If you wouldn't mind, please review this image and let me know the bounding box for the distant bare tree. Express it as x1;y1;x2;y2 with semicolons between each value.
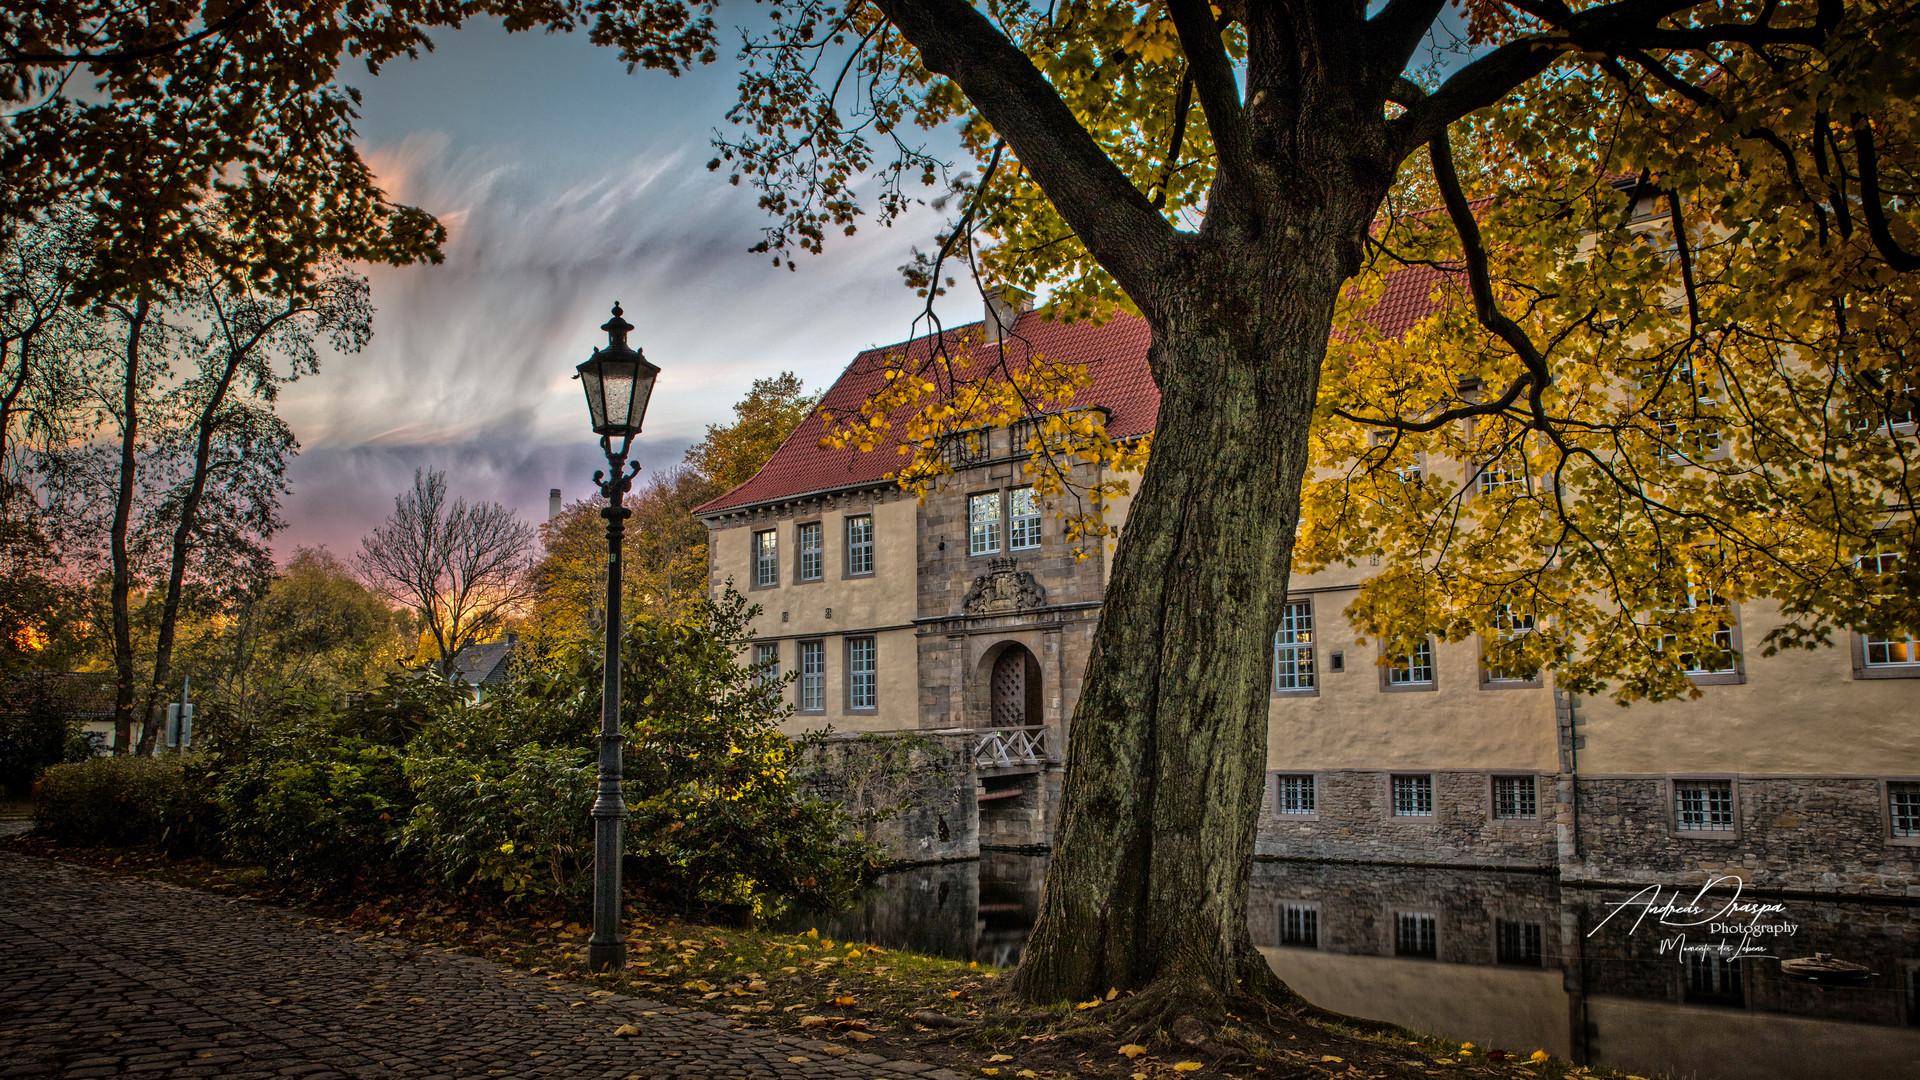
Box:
356;469;536;678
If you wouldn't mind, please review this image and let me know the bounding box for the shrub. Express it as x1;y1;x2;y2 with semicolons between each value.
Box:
0;673;101;797
610;589;884;913
34;756;185;846
402;743;596;904
214;737;412;887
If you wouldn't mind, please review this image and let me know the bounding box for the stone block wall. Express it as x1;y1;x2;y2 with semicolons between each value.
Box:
799;731;977;864
1565;776;1920;897
1255;769;1557;868
978;765;1062;849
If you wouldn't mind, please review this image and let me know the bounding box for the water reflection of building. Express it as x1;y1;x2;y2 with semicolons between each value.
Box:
1251;860;1920;1080
699;285;1920;893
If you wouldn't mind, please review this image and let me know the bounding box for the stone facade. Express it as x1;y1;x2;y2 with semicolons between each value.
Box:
1257;769;1557;868
701;309;1920;899
1563;775;1920;897
799;731;978;864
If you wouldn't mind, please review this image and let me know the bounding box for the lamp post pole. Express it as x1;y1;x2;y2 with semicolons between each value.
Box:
575;303;659;975
588;443;636;973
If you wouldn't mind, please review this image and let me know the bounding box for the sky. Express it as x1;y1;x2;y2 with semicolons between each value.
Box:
277;19;974;557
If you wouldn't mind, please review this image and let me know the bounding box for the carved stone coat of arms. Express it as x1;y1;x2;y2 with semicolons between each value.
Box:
961;557;1046;615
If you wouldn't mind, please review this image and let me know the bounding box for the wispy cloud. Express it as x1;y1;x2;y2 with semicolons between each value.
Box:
277;131;968;559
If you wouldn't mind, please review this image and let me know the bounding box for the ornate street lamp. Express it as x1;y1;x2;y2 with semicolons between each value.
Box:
576;302;660;973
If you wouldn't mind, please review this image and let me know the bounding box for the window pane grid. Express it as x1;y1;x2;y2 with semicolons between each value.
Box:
1389;640;1434;685
797;522;822;581
1279;904;1318;948
1676;780;1735;832
1890;783;1920;838
799;641;824;712
1394;912;1437;958
753;643;778;689
1496;919;1543;966
753;530;778;588
1009;487;1041;549
1273;601;1315;689
1493;775;1537;819
1392;775;1433;817
968;493;1001;555
849;637;876;710
847;515;874;575
1487;606;1537;682
1275;775;1315;815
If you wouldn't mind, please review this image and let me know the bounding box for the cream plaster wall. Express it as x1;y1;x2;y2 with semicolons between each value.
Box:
709;491;920;738
1265;585;1561;773
1574;600;1920;775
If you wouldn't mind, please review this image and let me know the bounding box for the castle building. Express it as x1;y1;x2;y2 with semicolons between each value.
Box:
697;295;1920;897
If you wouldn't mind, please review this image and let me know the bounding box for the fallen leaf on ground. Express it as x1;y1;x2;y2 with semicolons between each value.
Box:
1017;1071;1038;1078
846;1031;875;1042
798;1015;830;1028
987;1055;1013;1062
1172;1063;1203;1072
1105;988;1118;1000
821;1047;850;1057
788;1057;810;1064
1319;1057;1342;1064
1074;999;1102;1010
1119;1045;1147;1059
612;1025;639;1037
833;995;856;1006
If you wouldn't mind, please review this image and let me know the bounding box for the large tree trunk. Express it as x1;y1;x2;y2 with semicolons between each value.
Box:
109;298;150;756
1014;203;1377;1017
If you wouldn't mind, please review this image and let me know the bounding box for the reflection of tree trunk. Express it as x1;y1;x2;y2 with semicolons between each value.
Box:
1013;207;1373;1019
109;298;151;755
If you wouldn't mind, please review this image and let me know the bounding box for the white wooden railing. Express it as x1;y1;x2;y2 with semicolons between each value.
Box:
974;726;1049;768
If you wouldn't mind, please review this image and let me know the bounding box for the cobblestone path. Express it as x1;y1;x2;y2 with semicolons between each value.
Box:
0;854;969;1080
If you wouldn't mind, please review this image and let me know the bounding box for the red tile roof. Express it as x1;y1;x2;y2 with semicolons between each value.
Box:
697;268;1451;516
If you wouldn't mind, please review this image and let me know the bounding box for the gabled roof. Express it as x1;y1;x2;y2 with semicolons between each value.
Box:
450;640;514;686
695;309;1157;517
697;268;1452;517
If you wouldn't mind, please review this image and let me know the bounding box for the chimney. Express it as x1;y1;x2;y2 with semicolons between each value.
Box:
985;287;1032;344
549;488;562;521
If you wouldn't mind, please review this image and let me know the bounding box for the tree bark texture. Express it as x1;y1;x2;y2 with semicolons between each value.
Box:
1012;212;1375;1009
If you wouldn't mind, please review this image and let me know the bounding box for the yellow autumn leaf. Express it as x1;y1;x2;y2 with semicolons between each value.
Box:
804;928;818;938
1104;988;1119;1000
1530;1050;1551;1064
832;995;856;1007
1074;999;1101;1010
1320;1057;1342;1064
1172;1063;1202;1072
612;1024;638;1037
987;1055;1013;1063
1118;1045;1147;1059
981;1070;1000;1076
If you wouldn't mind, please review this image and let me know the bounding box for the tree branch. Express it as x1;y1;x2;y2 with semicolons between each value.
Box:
1164;0;1246;177
1151;69;1193;210
3;1;264;67
1430;127;1551;387
1366;0;1451;96
872;0;1177;303
1853;118;1920;273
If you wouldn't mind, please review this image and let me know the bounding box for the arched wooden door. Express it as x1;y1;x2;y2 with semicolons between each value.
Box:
989;644;1043;728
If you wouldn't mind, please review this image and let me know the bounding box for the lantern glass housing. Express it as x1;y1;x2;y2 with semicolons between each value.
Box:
577;303;660;438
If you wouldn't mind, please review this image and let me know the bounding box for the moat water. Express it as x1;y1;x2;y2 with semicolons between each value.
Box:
786;853;1920;1080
